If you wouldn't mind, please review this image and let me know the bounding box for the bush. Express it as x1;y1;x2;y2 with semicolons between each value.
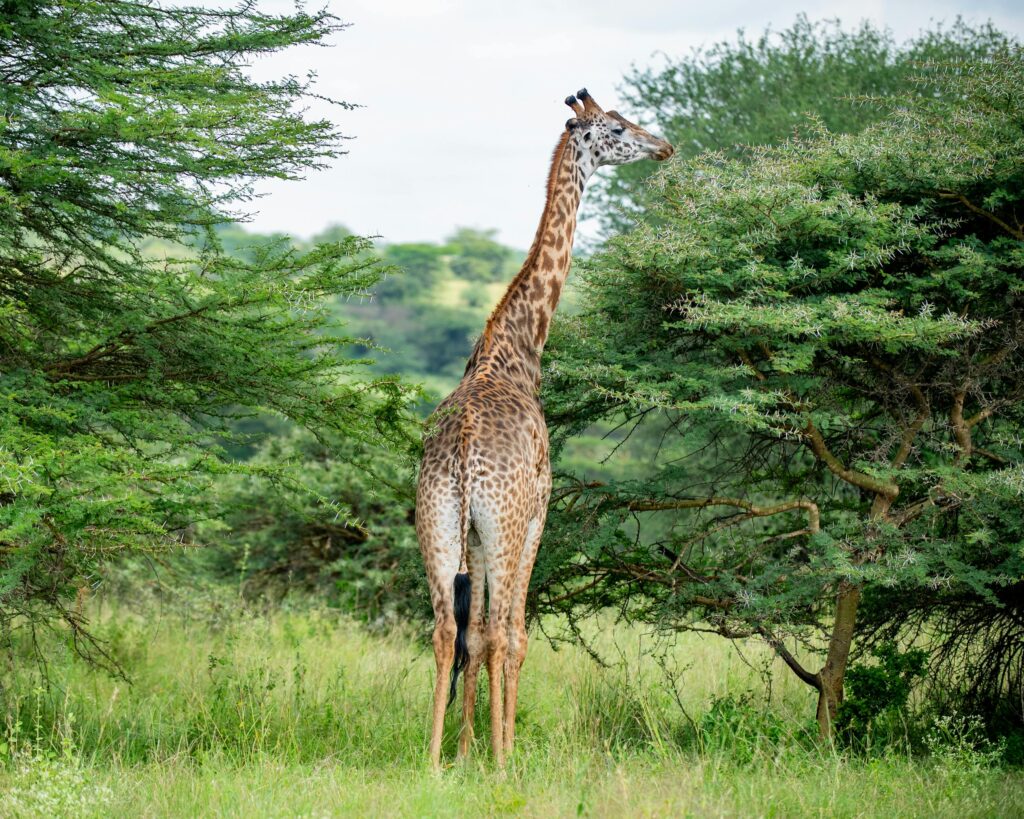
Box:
198;431;420;621
697;693;796;763
836;643;927;748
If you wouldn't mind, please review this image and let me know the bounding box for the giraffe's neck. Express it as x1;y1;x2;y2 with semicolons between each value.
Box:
466;133;593;387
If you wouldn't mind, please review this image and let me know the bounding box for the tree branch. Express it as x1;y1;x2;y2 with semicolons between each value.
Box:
626;496;820;533
45;302;213;376
802;418;899;498
966;407;995;428
542;574;606;606
891;405;929;470
950;389;973;463
757;626;821;690
738;349;767;382
938;191;1024;240
866;356;930;469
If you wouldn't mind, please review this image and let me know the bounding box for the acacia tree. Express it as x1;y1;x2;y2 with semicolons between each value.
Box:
538;50;1024;737
592;16;1013;234
0;2;413;665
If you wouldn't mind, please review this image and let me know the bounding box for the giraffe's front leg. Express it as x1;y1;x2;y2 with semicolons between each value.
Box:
473;488;530;767
504;504;548;756
486;595;511;767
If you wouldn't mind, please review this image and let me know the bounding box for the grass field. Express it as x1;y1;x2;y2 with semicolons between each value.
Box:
2;591;1021;818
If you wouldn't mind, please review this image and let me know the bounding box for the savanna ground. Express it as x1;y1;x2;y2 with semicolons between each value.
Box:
2;586;1021;818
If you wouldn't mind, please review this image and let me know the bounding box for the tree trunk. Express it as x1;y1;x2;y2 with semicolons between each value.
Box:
815;580;862;739
814;490;893;739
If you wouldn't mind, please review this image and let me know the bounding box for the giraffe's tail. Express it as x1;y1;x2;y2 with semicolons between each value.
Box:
447;572;471;707
447;431;472;707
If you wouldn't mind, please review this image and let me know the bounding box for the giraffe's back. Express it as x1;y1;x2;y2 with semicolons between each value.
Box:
424;372;546;476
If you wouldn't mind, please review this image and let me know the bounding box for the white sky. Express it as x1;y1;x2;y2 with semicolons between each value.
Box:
243;1;1024;249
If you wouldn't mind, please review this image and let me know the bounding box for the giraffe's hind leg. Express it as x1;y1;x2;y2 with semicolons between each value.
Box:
422;576;460;771
457;530;486;759
416;481;462;771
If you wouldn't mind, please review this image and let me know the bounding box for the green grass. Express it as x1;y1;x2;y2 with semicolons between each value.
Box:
2;593;1021;817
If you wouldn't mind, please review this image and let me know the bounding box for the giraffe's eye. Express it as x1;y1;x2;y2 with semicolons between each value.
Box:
611;127;625;136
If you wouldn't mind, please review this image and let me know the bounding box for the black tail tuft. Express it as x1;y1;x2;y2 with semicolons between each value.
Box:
447;572;471;708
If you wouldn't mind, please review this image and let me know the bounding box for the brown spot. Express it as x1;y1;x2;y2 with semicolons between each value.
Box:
540;252;554;272
547;278;562;310
534;314;549;345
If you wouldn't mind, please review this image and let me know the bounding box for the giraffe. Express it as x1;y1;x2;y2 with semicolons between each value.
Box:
416;88;673;769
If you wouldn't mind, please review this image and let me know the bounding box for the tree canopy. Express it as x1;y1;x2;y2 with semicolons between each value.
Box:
540;47;1024;736
0;1;414;663
591;16;1015;235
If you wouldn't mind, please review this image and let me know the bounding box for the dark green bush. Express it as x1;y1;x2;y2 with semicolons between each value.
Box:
837;643;927;747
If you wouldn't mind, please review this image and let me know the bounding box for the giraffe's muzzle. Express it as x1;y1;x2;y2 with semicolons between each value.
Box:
651;143;675;161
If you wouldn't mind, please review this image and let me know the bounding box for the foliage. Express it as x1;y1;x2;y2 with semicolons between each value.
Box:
339;232;524;395
1;692;113;818
444;227;519;283
592;16;1015;234
540;48;1024;735
696;693;795;763
198;430;419;620
836;643;927;744
377;242;446;301
925;715;1007;771
343;298;480;395
856;495;1024;731
0;1;415;664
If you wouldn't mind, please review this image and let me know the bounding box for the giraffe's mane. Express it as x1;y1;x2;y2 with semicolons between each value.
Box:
476;129;572;350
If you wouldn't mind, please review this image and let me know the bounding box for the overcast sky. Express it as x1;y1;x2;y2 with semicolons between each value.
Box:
243;1;1024;249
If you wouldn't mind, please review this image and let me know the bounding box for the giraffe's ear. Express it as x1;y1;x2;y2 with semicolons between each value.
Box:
565;117;580;131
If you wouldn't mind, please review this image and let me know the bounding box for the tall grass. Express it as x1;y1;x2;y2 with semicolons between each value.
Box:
2;590;1021;817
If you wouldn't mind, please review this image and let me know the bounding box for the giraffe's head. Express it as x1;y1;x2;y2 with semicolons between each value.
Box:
564;88;673;167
